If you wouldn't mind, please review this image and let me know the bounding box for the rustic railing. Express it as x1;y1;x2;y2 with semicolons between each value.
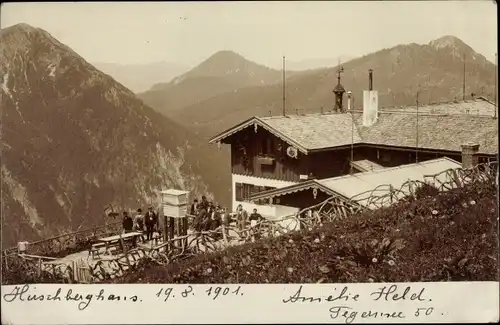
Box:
2;161;497;284
1;221;121;259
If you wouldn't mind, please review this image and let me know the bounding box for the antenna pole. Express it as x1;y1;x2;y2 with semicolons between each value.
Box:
495;52;498;118
463;53;466;101
350;96;354;175
416;91;419;163
282;56;286;116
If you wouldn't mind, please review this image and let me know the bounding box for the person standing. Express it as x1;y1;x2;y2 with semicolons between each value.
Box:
134;208;145;242
144;206;157;241
190;199;199;216
249;208;264;241
235;204;248;239
122;211;133;233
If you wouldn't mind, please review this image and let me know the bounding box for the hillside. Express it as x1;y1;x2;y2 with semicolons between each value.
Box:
114;180;498;283
160;35;497;137
92;61;190;93
0;24;224;247
138;50;296;113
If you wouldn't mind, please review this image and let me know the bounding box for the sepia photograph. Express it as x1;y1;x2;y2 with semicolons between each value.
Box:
0;1;498;323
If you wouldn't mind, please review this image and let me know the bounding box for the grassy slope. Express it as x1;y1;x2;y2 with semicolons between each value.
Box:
115;181;498;283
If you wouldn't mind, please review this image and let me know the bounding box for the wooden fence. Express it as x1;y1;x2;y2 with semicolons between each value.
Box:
2;161;497;284
2;221;121;260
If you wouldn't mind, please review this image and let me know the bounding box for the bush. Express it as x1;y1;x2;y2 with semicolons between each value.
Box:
113;181;498;284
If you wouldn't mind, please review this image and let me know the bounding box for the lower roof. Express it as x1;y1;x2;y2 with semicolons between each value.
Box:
248;157;462;209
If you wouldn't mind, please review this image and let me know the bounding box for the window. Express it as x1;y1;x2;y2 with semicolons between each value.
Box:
261;139;268;154
235;183;277;201
260;137;274;155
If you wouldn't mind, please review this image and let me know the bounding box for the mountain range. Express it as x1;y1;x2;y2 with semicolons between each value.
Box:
0;24;222;247
92;61;190;93
141;35;496;138
138;50;304;114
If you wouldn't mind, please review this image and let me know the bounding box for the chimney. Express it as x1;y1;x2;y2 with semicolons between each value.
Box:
369;69;373;91
363;69;379;126
461;143;480;169
347;91;352;111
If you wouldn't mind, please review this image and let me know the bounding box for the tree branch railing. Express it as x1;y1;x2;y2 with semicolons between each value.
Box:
3;161;497;284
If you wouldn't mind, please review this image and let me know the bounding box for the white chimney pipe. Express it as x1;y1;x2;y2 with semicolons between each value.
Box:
363;70;378;126
347;91;352;111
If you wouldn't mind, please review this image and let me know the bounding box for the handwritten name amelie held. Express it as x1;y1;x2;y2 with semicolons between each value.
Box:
3;284;244;311
282;284;437;323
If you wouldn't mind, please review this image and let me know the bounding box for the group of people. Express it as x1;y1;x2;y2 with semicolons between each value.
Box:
121;196;270;243
121;206;159;242
189;196;266;240
190;196;227;233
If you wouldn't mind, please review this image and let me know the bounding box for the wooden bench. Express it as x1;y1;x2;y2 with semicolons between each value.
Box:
89;242;122;258
89;242;106;259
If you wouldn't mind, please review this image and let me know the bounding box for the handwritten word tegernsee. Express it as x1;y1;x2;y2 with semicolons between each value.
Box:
2;284;141;311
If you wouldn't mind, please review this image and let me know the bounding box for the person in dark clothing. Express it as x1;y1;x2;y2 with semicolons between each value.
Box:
122;211;133;233
249;208;264;222
209;203;222;230
144;206;157;241
199;196;209;211
249;208;264;240
190;199;199;216
194;206;207;232
203;202;215;231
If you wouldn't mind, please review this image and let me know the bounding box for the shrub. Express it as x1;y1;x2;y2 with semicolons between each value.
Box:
113;181;498;284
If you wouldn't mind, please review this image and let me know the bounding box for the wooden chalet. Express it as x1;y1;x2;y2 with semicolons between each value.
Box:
208;69;498;216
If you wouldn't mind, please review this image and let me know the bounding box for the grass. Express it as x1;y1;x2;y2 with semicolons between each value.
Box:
113;181;498;283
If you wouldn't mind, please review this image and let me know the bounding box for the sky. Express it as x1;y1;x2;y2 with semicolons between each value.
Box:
1;1;497;69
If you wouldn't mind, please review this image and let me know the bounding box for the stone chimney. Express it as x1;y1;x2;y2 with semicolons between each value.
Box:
363;69;379;126
461;143;480;168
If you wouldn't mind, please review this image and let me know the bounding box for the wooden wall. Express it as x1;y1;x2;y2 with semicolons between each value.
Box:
228;125;493;183
230;127;307;182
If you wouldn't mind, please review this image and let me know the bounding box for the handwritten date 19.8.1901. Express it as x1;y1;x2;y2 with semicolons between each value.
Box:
156;286;243;302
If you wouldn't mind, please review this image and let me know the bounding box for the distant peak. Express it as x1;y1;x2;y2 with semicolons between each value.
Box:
429;35;467;49
1;23;39;35
210;50;245;59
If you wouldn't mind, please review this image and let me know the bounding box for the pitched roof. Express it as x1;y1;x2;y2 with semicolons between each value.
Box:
209;103;498;155
209;113;362;154
355;113;498;154
249;157;462;209
381;98;496;116
261;113;361;150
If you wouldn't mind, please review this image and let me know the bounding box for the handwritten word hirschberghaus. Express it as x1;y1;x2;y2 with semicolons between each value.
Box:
2;284;140;311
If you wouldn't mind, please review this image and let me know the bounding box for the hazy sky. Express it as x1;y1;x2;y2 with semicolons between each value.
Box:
1;1;497;69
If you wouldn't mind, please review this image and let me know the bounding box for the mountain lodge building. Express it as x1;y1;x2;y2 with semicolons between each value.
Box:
209;69;498;216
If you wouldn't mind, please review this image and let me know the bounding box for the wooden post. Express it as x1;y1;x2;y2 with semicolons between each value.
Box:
118;233;131;267
72;260;77;283
37;258;42;277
